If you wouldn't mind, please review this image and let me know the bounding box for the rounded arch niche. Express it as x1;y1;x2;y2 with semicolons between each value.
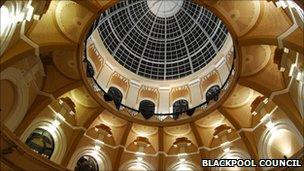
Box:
119;159;155;171
20;117;67;164
25;128;55;159
0;67;29;131
168;161;199;171
0;1;23;55
75;155;99;171
68;147;112;171
216;150;253;171
258;119;303;159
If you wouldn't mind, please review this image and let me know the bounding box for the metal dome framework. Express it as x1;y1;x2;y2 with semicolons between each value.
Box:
94;0;229;80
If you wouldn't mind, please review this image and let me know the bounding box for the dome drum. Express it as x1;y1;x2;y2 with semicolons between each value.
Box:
83;44;236;122
82;0;236;123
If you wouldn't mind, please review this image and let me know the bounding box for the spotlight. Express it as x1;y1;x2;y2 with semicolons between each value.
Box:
103;93;113;102
94;140;103;151
94;144;101;151
179;158;186;163
140;110;154;120
186;108;195;116
113;100;121;110
52;119;60;127
137;156;143;162
220;142;231;153
86;61;95;77
260;114;274;130
139;100;155;120
173;112;180;120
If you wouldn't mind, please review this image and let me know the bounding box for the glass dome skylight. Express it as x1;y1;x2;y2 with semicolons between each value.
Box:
95;0;228;80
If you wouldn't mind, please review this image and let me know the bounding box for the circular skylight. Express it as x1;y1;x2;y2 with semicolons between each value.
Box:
95;0;228;80
147;0;183;18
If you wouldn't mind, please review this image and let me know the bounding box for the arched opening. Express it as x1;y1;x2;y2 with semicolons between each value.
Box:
1;67;29;131
218;150;252;171
0;1;23;56
267;129;302;158
67;147;112;171
139;100;155;120
206;85;221;103
119;160;154;171
127;165;147;171
168;161;199;171
172;99;189;119
0;5;10;36
75;155;99;171
25;128;55;159
0;79;16;121
21;118;67;163
258;120;303;159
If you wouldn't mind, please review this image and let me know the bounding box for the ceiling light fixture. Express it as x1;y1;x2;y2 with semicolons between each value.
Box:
260;113;274;130
220;141;231;153
94;140;103;151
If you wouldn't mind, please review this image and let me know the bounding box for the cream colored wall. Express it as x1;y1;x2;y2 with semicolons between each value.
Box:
0;0;303;171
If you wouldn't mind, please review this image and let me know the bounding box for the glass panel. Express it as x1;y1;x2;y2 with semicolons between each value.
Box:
25;128;54;159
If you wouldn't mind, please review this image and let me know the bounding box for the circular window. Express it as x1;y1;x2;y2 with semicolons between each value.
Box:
89;0;229;80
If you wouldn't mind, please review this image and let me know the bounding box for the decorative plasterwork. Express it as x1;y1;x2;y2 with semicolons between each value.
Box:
55;1;93;42
195;110;225;128
107;72;129;96
98;110;127;128
137;86;159;105
215;0;261;36
223;84;254;108
169;86;191;106
241;45;272;76
83;36;235;119
70;87;99;108
132;124;158;137
164;124;191;137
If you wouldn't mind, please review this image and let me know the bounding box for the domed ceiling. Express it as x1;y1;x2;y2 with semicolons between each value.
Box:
95;0;229;80
83;0;235;123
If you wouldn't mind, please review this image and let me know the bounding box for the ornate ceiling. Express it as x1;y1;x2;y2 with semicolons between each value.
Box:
0;0;303;171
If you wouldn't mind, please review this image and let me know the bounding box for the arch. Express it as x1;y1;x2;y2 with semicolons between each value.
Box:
119;159;154;171
138;87;159;106
74;155;99;171
217;149;251;159
139;100;156;120
87;43;104;75
216;150;253;171
68;147;112;171
107;73;129;98
0;1;23;56
170;86;191;107
0;67;29;131
20;117;67;164
258;119;304;159
200;72;221;97
25;128;55;159
206;85;221;103
0;79;17;122
298;80;304;118
167;160;199;171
